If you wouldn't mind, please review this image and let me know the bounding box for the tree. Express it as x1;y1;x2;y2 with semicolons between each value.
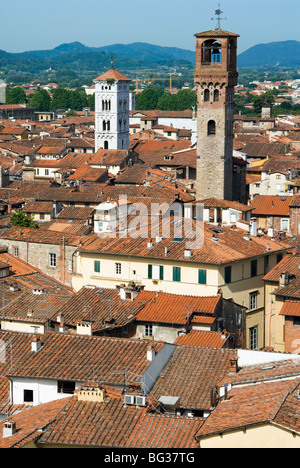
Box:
51;88;71;110
11;210;38;229
252;92;275;115
157;93;177;111
135;88;160;110
6;87;27;104
175;89;197;111
29;89;51;111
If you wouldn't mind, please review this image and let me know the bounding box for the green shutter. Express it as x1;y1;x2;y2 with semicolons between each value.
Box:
160;265;164;281
198;269;207;285
148;264;153;279
173;267;181;282
94;260;100;273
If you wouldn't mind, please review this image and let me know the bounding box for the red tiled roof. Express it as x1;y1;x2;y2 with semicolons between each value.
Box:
0;398;71;448
94;68;130;82
196;379;300;441
280;301;300;317
263;253;300;282
6;332;164;383
136;293;221;324
250;195;291;216
175;330;229;348
38;392;202;448
151;347;237;410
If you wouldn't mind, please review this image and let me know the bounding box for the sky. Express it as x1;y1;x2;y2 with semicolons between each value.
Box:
1;0;300;54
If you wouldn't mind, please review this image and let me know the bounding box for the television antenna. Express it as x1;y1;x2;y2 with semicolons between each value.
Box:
212;4;227;30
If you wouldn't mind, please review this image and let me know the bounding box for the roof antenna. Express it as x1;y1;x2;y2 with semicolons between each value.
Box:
212;4;226;30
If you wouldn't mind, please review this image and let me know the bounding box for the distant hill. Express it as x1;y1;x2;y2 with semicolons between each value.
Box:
0;42;196;76
238;40;300;68
1;39;300;78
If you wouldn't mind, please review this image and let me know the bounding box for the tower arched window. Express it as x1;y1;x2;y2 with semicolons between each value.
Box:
214;89;220;102
104;141;109;150
208;120;216;136
202;40;222;65
204;89;210;102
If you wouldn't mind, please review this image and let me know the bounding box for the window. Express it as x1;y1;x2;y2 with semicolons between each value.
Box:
45;169;49;176
249;326;258;350
173;267;181;282
24;389;33;403
281;219;289;231
204;89;210;102
214;89;220;102
115;263;122;275
277;253;283;264
294;317;300;327
94;260;101;273
145;325;153;337
13;246;19;257
198;269;207;285
148;265;164;280
224;266;232;284
207;120;216;136
57;380;75;395
49;253;57;268
249;291;258;311
251;260;257;278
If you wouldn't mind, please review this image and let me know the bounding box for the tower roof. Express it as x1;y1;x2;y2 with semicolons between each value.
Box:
94;68;130;82
195;29;240;38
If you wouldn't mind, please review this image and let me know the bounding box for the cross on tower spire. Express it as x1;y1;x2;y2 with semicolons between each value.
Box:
211;4;226;30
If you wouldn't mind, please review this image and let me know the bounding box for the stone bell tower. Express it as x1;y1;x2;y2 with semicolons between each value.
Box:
194;23;239;201
94;61;131;152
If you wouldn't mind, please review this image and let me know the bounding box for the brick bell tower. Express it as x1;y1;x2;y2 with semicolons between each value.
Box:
194;17;239;201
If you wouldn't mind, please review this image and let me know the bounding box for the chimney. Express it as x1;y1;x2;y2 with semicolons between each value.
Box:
31;336;42;353
147;345;156;362
229;358;239;374
3;420;16;438
280;272;289;288
250;218;257;237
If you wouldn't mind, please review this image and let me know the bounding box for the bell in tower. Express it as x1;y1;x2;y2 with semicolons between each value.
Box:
194;13;240;202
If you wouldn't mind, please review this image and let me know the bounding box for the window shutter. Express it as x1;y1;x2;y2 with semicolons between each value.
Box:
198;269;207;285
159;265;164;281
173;267;181;282
148;264;153;279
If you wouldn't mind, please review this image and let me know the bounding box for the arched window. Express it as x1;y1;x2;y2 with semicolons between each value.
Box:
104;141;109;150
202;40;222;65
103;120;106;131
208;120;216;136
107;120;110;131
214;89;220;102
204;89;210;102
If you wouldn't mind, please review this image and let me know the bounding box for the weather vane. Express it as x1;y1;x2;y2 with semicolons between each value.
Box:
110;55;114;69
212;4;226;30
